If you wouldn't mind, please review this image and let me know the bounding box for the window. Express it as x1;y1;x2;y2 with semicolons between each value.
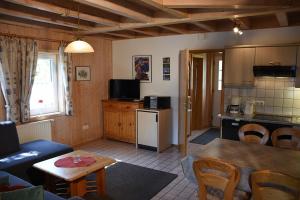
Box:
30;52;62;116
217;60;223;91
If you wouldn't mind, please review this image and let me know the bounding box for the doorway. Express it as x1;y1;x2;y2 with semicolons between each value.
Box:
178;49;224;155
189;51;224;135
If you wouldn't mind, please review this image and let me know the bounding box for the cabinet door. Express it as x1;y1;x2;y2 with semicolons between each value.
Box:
295;46;300;88
255;46;297;66
103;111;120;139
224;48;255;87
119;111;136;143
137;111;158;147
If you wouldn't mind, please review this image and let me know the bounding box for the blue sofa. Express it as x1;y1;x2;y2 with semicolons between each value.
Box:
0;121;73;184
0;121;82;200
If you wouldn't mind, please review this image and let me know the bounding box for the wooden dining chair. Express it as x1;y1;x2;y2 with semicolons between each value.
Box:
251;170;300;200
272;127;300;150
193;157;240;200
238;124;269;145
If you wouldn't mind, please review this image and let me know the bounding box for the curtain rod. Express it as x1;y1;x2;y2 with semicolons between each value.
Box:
0;32;71;43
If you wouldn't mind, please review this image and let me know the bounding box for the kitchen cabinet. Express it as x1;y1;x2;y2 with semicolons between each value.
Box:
224;47;255;87
221;118;292;145
103;100;143;144
255;46;297;66
295;46;300;88
136;109;172;152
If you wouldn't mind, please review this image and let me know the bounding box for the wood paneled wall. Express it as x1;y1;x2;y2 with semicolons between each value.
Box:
0;22;112;146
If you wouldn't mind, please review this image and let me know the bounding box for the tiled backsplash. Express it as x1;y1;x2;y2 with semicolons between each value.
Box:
224;77;300;116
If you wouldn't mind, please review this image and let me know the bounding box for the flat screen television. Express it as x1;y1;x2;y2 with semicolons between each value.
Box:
109;79;140;100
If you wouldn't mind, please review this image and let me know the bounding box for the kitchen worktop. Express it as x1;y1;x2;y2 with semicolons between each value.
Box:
220;113;300;126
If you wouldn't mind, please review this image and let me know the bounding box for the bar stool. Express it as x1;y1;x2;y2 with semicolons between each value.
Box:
272;127;300;150
238;124;269;145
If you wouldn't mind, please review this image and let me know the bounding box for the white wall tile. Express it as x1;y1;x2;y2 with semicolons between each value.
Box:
274;98;283;107
282;108;293;115
265;79;275;89
274;90;284;98
283;99;293;108
264;106;273;114
293;100;300;109
273;107;283;115
247;89;256;97
293;108;300;116
274;81;285;89
265;89;274;98
240;89;248;97
255;105;265;113
284;81;294;89
283;90;294;99
256;80;266;89
231;89;239;96
256;89;265;97
293;90;300;99
264;98;274;106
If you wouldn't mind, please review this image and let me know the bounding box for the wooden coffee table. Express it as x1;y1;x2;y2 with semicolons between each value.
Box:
33;150;116;197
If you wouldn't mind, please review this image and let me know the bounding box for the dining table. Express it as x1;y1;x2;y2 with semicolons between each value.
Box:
181;138;300;192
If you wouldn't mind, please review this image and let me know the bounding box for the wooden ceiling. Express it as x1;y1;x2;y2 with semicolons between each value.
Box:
1;0;300;40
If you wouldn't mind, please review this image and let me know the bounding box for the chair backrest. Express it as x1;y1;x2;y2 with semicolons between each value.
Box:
272;128;300;150
251;170;300;200
238;124;269;145
193;157;240;200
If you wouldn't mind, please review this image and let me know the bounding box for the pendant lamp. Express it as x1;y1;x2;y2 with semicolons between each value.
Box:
65;5;94;53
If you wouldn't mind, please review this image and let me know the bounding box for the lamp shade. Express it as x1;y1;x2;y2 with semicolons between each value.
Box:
64;40;94;53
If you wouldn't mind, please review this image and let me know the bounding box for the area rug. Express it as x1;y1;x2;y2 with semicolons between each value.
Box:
83;162;177;200
190;128;220;145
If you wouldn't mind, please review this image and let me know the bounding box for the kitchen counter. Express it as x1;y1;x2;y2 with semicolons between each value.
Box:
220;113;300;126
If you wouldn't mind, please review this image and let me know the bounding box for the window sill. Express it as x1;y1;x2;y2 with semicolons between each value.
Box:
30;112;65;122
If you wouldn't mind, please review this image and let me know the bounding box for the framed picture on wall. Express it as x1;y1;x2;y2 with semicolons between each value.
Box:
163;57;170;81
75;66;91;81
132;55;152;83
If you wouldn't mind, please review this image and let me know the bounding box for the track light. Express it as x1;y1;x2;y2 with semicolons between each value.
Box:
233;26;239;33
233;22;243;36
238;30;243;35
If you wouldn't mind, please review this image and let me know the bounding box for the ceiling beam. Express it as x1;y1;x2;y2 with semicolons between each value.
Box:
158;25;187;34
73;0;152;22
104;32;135;39
162;0;297;9
191;22;215;32
82;7;300;35
230;17;250;29
129;29;159;36
0;8;90;30
4;0;119;26
276;12;289;26
139;0;188;18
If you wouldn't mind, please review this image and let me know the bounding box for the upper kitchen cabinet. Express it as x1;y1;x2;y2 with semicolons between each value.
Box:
255;46;297;66
224;47;255;87
295;46;300;88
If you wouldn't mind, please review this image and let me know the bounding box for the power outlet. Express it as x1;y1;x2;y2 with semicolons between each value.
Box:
255;100;265;106
82;124;89;130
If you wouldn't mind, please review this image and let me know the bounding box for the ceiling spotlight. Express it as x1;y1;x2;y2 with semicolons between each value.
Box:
233;26;239;33
238;30;243;35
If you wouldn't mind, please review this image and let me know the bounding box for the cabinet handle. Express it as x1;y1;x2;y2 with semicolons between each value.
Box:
231;122;239;126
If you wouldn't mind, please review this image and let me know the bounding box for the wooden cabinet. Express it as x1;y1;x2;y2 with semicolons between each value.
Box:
136;109;172;152
255;46;297;66
102;100;143;144
224;47;255;87
296;46;300;88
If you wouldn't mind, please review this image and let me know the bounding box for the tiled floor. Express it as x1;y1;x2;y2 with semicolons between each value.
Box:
77;138;200;200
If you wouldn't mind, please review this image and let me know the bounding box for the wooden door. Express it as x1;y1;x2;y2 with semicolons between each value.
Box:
296;46;300;88
191;57;203;130
120;111;136;143
104;111;120;139
179;49;191;155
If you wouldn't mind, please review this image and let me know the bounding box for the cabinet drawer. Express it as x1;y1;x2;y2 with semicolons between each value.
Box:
120;103;139;111
103;102;120;110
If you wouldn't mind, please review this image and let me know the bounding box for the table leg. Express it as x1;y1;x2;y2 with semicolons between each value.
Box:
70;178;87;197
96;168;106;195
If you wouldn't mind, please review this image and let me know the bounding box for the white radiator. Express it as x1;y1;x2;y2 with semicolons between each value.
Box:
16;119;53;144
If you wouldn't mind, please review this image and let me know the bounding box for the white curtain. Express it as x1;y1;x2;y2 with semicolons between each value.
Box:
0;36;38;122
58;43;73;116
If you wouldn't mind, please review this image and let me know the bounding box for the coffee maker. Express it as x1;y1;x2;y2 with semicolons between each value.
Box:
226;97;242;114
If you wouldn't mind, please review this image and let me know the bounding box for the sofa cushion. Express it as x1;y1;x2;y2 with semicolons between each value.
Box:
0;140;73;183
0;121;20;158
0;171;66;200
0;185;44;200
